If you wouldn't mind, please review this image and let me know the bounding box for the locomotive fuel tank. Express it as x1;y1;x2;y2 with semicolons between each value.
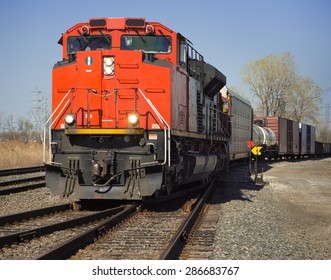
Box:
181;153;217;184
253;124;276;147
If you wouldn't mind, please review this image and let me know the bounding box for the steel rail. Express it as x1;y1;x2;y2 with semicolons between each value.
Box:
0;175;45;187
0;166;45;177
0;181;45;195
0;205;126;249
0;203;72;226
34;203;141;260
159;179;215;259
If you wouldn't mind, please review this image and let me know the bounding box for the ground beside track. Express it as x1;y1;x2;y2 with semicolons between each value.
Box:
211;157;331;259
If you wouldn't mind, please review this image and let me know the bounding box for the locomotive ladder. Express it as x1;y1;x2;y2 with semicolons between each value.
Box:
197;90;204;134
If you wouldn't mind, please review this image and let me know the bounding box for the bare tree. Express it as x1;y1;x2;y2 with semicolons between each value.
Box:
317;124;331;142
4;114;16;140
0;112;3;132
285;76;321;123
242;53;297;116
241;52;322;125
17;117;34;141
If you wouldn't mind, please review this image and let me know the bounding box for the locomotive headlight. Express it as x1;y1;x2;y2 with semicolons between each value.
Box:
64;114;76;127
103;56;115;76
128;113;139;126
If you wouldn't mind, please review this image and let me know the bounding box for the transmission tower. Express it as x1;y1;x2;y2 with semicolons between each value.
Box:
33;87;42;117
326;103;330;130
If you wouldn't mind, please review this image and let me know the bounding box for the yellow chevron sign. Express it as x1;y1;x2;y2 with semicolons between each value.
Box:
251;146;263;155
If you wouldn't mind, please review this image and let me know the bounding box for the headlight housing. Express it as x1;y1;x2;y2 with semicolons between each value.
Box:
127;113;139;126
64;114;76;127
103;56;115;76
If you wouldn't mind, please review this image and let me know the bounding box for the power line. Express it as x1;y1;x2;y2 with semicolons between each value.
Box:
320;86;331;95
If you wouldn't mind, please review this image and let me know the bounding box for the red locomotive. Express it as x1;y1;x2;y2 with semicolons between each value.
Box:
44;17;231;200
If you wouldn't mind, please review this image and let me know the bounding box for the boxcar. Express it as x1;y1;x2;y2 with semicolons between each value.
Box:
254;116;300;156
299;123;316;155
224;88;252;160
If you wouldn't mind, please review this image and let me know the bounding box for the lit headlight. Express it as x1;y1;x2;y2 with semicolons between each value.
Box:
103;56;115;76
65;114;76;126
128;113;139;126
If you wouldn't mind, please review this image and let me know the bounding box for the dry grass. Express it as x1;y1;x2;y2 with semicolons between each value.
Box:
0;141;43;168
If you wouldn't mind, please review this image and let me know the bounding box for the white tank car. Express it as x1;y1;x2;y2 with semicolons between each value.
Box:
253;124;277;147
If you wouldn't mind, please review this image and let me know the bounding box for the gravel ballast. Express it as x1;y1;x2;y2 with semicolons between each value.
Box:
212;158;331;260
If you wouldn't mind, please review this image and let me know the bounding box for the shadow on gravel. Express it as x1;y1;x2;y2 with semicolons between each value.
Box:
211;162;273;205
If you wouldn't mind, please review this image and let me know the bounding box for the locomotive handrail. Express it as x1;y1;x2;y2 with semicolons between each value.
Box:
43;88;74;164
43;87;171;167
137;88;171;167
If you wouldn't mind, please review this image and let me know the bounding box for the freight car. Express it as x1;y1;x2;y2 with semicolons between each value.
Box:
253;116;317;158
299;122;316;155
43;17;232;200
221;87;253;161
315;141;331;155
252;123;277;157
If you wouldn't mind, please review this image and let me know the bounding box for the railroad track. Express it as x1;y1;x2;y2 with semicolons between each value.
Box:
0;178;219;260
0;181;45;196
0;165;45;195
0;166;44;177
67;180;215;260
160;179;215;259
179;197;222;259
0;202;132;259
36;203;140;259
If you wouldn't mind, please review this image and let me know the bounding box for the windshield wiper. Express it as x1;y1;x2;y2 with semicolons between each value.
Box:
134;29;146;44
77;29;89;44
158;29;171;44
98;30;111;48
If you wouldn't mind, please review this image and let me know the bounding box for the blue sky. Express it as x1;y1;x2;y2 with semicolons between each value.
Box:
0;0;330;122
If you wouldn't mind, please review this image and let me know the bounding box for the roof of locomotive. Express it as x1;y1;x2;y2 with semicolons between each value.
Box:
58;17;180;47
62;17;176;34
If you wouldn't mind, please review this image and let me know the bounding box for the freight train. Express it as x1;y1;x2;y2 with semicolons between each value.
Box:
253;116;331;158
43;17;329;201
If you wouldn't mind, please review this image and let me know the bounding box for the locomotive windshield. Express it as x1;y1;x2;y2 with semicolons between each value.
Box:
121;35;171;53
67;35;112;54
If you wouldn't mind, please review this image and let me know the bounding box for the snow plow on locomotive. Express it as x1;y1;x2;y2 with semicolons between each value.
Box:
43;17;231;200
